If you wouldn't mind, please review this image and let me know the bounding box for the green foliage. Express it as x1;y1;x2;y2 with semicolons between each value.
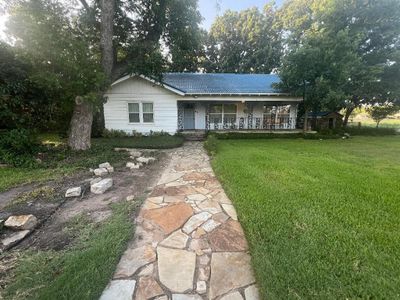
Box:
212;132;340;140
203;5;282;73
212;137;400;299
102;129;128;138
94;135;184;149
204;134;219;155
366;103;400;128
0;129;40;167
3;201;136;300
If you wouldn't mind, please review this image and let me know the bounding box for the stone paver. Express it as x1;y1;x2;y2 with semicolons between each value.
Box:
103;142;259;299
100;280;136;300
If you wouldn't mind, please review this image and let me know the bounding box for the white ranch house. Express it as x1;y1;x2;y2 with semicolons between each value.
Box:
104;73;302;135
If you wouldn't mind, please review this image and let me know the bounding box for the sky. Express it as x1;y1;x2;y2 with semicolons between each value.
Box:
199;0;284;29
0;0;284;41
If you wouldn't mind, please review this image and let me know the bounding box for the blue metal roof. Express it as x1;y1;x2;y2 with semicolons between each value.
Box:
161;73;284;95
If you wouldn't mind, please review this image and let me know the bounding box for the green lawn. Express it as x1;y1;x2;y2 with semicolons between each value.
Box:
0;134;183;192
211;136;400;299
3;201;137;300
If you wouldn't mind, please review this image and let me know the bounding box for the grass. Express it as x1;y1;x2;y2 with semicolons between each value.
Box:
0;133;183;192
211;136;400;299
2;201;136;300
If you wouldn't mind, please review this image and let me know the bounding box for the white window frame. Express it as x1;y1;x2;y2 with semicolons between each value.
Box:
127;101;154;124
209;104;237;125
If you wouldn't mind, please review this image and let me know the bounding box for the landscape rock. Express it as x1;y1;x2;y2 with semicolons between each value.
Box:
91;178;113;194
99;280;136;300
245;284;260;300
172;295;203;300
135;276;164;300
137;157;156;164
106;166;114;173
209;252;256;299
99;162;112;169
65;186;82;198
196;281;207;294
127;162;141;169
160;230;189;249
5;215;38;230
94;168;109;176
221;203;238;220
208;220;248;252
126;195;135;202
158;246;196;292
90;177;102;185
182;212;212;234
220;291;244;300
143;203;193;235
1;230;30;247
114;245;156;278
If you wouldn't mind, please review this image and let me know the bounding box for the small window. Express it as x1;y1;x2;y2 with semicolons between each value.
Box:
142;102;154;123
128;103;140;123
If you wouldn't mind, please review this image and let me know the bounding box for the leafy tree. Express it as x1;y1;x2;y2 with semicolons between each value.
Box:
278;0;400;128
367;102;400;128
203;4;282;73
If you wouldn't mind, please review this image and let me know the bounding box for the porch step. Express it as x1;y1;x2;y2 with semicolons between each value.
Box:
181;131;207;141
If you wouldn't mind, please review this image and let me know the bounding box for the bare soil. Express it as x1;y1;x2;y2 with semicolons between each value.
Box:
0;149;171;252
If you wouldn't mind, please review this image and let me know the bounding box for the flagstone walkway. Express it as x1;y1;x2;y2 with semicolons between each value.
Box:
100;142;260;300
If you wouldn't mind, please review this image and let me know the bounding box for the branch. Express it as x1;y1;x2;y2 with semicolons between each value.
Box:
79;0;90;12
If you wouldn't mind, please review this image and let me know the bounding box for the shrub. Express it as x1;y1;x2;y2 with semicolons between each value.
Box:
204;134;218;155
345;126;398;136
0;129;40;167
102;129;128;138
148;130;170;137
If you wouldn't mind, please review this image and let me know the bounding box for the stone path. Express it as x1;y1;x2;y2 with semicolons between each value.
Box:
100;142;259;300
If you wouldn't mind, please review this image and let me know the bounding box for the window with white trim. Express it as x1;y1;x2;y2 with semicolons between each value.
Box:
128;102;154;123
209;104;237;124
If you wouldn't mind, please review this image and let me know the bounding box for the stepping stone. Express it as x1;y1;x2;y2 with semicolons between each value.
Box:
183;172;211;181
135;276;164;300
182;212;212;234
187;194;207;201
138;263;154;276
157;247;196;293
144;203;193;235
158;172;185;185
5;215;37;230
211;190;232;204
100;280;136;300
201;219;221;232
91;178;113;194
208;220;248;252
160;230;189;249
1;230;30;248
172;294;203;300
148;196;164;204
164;195;186;203
65;186;81;198
209;252;256;299
221;203;238;221
220;291;244;300
114;245;156;278
212;212;229;224
197;199;222;214
245;284;260;300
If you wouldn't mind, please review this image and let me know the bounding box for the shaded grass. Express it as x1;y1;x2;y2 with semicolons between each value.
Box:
212;136;400;299
2;201;136;300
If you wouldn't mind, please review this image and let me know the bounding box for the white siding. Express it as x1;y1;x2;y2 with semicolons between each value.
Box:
104;77;180;134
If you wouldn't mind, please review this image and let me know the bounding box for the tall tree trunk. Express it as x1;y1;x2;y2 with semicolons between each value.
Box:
343;106;355;127
92;0;115;136
68;96;93;151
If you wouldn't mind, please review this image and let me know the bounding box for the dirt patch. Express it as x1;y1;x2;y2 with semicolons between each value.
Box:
0;149;171;252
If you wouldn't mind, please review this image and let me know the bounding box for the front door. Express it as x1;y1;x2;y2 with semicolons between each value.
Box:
184;104;195;130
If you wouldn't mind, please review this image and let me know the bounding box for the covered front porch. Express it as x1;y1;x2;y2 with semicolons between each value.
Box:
177;101;299;131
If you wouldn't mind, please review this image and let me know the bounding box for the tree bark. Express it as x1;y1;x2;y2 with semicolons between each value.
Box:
100;0;115;79
68;96;93;151
343;106;355;127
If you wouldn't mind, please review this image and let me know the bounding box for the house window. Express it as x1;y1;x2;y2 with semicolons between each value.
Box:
142;102;154;123
128;103;140;123
209;104;237;124
128;102;154;123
